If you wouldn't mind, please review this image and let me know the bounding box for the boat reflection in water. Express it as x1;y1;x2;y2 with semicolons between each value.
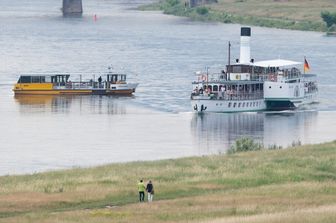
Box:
191;111;320;154
14;94;128;115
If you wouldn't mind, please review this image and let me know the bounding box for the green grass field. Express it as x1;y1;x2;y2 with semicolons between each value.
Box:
140;0;336;31
0;141;335;222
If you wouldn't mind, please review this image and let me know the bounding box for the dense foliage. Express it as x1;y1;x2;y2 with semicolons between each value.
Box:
228;137;263;154
321;11;336;28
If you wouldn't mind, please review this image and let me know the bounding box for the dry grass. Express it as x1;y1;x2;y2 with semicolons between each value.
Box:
212;0;336;22
141;0;336;31
204;204;336;223
0;141;335;222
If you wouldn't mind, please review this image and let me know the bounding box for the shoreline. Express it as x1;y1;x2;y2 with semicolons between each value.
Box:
0;141;335;222
138;0;331;32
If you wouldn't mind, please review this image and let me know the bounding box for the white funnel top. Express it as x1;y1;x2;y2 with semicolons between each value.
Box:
239;27;251;64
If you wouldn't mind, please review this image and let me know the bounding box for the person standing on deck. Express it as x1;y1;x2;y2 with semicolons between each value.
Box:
98;76;102;88
138;179;146;202
146;180;154;202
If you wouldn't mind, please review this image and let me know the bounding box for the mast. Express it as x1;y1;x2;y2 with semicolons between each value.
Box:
228;41;231;67
228;41;231;80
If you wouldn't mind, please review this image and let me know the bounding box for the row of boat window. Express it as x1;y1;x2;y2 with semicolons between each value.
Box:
18;75;69;84
200;84;263;92
18;75;126;84
215;101;262;108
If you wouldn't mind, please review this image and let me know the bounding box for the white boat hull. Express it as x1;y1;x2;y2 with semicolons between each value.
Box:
264;81;318;110
110;83;138;91
191;99;266;113
292;92;318;107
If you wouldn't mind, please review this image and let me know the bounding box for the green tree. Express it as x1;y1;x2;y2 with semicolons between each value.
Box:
321;11;336;28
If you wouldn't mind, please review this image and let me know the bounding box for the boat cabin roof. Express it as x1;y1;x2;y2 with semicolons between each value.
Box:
253;59;302;68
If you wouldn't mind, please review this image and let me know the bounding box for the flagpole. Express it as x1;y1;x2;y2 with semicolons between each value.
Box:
304;56;306;75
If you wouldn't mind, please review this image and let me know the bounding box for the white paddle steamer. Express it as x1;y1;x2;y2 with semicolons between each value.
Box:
191;27;318;113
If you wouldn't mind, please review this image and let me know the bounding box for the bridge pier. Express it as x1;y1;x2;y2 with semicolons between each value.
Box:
62;0;83;17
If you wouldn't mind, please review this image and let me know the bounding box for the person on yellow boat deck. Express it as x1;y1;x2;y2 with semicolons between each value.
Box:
138;179;146;202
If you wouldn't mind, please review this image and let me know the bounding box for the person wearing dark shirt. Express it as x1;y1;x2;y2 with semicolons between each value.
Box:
146;180;154;202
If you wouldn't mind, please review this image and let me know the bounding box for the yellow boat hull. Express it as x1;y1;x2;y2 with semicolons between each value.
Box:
13;83;135;95
13;90;92;95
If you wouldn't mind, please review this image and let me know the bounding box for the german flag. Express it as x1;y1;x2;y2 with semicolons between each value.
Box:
304;57;310;73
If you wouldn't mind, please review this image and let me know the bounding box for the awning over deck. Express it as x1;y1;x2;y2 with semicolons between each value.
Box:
253;59;302;68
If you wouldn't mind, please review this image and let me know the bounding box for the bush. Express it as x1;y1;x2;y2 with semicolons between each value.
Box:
321;11;336;28
268;144;283;150
328;24;336;32
228;137;263;154
166;0;180;7
290;140;302;148
196;7;209;15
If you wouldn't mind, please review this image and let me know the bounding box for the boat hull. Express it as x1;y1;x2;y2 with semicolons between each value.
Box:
266;92;318;110
13;90;92;95
13;89;135;95
13;83;138;96
191;92;317;113
191;99;266;113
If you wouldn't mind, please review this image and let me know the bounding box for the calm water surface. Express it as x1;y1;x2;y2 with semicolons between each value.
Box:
0;0;335;175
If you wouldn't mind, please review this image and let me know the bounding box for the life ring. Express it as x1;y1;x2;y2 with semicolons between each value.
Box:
269;74;277;82
201;75;208;82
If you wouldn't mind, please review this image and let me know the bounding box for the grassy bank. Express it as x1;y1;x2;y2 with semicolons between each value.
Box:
0;141;336;222
139;0;336;32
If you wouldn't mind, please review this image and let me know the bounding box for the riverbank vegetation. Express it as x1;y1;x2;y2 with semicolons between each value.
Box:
0;141;335;222
139;0;336;32
321;11;336;35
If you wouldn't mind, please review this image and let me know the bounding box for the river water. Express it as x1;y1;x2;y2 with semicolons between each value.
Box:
0;0;335;175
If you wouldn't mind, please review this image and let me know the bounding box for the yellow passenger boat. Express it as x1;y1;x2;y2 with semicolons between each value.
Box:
13;73;138;95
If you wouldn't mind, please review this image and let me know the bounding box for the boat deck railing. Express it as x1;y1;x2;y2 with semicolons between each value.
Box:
53;82;108;90
193;69;303;83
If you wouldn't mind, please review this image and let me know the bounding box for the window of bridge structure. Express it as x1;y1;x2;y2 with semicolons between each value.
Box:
18;76;31;83
32;76;40;83
230;65;252;73
45;76;51;83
